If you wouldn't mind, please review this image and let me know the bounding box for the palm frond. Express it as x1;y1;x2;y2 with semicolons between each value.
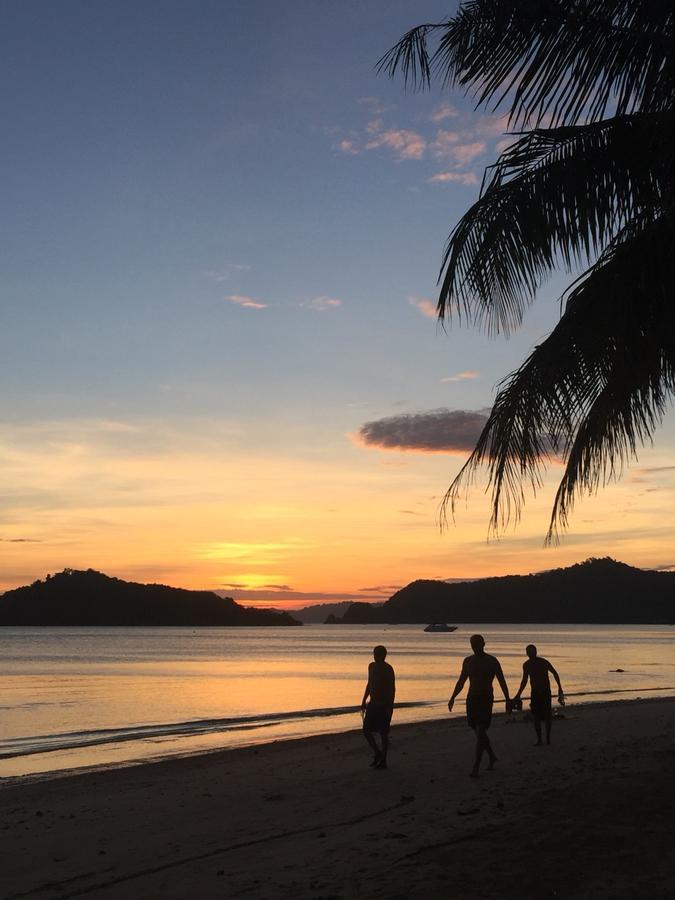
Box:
437;113;671;334
382;1;674;126
441;213;675;538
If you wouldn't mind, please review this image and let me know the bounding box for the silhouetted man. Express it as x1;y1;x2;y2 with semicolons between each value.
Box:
448;634;510;778
514;644;564;745
361;645;395;770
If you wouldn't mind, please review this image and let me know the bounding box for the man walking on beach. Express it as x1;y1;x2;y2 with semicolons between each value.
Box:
448;634;510;778
361;645;395;770
514;644;564;745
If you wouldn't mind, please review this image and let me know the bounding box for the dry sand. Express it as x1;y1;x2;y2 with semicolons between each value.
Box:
1;697;673;899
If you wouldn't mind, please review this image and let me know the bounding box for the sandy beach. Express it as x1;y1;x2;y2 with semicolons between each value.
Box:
1;697;673;899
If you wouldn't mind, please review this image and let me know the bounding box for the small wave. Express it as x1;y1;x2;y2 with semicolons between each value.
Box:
0;701;432;760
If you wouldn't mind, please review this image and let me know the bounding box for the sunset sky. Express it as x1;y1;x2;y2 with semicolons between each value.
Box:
3;1;675;605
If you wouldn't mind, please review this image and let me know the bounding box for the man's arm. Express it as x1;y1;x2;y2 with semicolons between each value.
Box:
547;660;564;699
495;661;511;706
447;661;468;711
514;662;528;699
361;664;372;710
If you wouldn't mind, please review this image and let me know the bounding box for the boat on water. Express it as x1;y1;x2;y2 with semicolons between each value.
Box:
423;623;458;633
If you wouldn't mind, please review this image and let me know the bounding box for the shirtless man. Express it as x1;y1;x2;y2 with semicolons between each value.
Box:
361;645;395;770
514;644;564;745
448;634;510;777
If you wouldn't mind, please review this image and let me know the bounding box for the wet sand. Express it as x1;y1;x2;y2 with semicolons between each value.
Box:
1;697;673;899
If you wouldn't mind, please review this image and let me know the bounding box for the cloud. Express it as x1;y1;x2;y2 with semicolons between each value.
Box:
224;295;267;310
339;138;359;155
451;141;487;164
495;137;515;154
441;371;480;383
430;129;460;155
215;587;391;606
358;584;403;593
430;103;459;122
428;171;479;186
204;264;251;282
408;296;437;318
301;296;342;311
356;409;489;454
365;128;426;160
357;96;392;115
0;537;42;542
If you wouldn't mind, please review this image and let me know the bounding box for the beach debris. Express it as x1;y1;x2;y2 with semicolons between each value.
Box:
611;668;626;672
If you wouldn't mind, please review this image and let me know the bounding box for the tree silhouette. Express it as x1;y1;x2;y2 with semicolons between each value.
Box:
380;0;674;541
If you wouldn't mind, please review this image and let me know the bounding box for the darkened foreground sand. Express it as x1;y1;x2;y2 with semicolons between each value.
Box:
2;698;674;899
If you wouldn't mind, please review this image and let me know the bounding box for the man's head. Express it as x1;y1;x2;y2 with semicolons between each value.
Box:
373;645;387;662
526;644;537;659
470;634;485;653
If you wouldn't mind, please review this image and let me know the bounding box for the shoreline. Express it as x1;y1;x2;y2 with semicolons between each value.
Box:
2;695;673;898
2;692;672;790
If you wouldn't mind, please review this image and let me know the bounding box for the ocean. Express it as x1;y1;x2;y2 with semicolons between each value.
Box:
1;623;673;779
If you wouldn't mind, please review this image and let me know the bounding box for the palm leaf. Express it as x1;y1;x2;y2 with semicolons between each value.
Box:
437;112;671;335
380;1;674;126
441;213;675;538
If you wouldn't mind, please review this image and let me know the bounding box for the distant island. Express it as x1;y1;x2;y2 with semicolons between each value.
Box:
0;569;302;626
330;558;674;625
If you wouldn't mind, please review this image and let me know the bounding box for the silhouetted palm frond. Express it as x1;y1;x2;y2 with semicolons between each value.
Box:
380;0;674;126
442;214;675;538
437;112;671;334
383;1;674;537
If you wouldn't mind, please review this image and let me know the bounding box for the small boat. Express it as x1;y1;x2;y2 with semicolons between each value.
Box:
423;623;458;633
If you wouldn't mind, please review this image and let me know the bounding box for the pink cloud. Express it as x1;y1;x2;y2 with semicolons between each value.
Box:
225;295;267;310
431;130;461;157
495;137;514;154
339;138;359;155
365;129;426;160
441;371;480;383
408;296;437;318
430;103;459;123
451;141;487;164
428;171;478;186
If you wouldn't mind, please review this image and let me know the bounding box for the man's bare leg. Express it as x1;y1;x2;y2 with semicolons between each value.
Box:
533;717;543;746
364;730;382;765
471;726;490;777
485;731;497;769
545;715;552;744
374;731;389;769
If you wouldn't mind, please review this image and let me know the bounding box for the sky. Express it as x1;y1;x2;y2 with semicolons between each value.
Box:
2;1;675;605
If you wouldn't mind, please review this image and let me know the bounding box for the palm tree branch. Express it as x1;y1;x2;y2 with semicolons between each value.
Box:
436;113;670;335
441;212;675;536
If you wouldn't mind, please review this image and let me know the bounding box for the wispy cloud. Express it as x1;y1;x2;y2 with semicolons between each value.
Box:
451;141;487;164
430;103;459;122
441;371;480;383
225;294;267;310
365;127;426;160
339;138;358;155
428;171;478;186
301;296;342;311
355;409;489;454
408;296;437;319
0;537;42;542
204;264;251;282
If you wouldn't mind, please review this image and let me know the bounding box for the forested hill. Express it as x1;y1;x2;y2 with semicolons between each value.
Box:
0;569;302;626
334;558;674;625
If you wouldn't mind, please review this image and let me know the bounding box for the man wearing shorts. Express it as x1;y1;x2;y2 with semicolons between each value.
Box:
514;644;564;745
448;634;510;777
361;645;395;769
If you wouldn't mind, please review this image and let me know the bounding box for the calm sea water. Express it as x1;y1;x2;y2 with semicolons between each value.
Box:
1;624;673;778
